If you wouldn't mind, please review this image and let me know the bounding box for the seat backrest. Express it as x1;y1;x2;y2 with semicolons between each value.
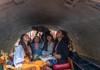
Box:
68;57;74;70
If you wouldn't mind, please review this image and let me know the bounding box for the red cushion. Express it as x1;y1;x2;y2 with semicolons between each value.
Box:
53;63;71;70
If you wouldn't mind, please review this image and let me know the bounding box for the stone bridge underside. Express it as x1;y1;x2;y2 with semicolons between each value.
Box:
0;0;100;64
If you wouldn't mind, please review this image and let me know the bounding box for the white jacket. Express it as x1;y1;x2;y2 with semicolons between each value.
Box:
13;45;25;68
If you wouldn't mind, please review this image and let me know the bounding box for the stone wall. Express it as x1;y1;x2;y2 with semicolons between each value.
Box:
0;0;12;5
0;0;27;5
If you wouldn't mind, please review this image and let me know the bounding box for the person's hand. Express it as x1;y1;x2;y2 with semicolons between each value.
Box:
28;61;34;64
22;61;26;64
53;53;61;59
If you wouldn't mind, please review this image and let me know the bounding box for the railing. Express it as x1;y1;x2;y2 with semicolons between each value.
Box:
73;56;100;70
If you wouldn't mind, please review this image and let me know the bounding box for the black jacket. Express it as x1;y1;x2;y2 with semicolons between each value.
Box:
53;40;69;64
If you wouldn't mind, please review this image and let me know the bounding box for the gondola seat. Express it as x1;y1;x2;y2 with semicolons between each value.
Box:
53;57;74;70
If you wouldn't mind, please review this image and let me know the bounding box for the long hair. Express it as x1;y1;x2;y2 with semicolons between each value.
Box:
19;34;31;60
42;34;54;51
32;36;41;43
55;30;70;45
41;31;50;42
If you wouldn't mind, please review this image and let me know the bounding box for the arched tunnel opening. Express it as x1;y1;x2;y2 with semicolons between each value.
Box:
0;0;100;69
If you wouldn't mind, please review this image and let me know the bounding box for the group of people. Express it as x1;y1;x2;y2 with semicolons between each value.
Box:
12;26;72;70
